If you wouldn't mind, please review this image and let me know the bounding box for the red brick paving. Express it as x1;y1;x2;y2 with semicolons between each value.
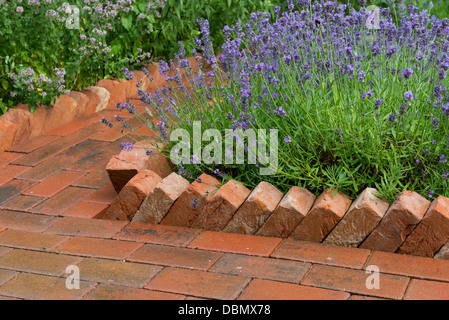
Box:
0;106;447;300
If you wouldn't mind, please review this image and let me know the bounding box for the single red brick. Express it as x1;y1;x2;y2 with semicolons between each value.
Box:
223;182;283;235
191;180;251;231
0;179;36;205
360;190;431;252
67;91;89;118
17;156;74;181
188;231;282;257
161;174;220;227
71;169;110;189
0;194;45;211
104;170;162;221
45;216;127;238
30;186;94;216
238;279;350;300
81;88;100;115
65;148;115;172
84;86;110;112
133;173;190;224
89;128;125;142
434;241;449;259
128;243;223;271
1;108;32;145
0;249;83;276
0;152;23;167
61;201;109;219
22;170;85;197
45;120;90;136
210;253;310;283
256;186;316;238
76;258;162;288
7;135;58;154
0;165;31;186
43;95;79;133
271;239;371;269
0;210;60;232
97;79;129;109
398;196;449;257
323;188;389;247
55;139;109;160
0;273;95;300
365;251;449;282
290;189;352;243
57;236;142;260
0;229;68;251
146;267;250;300
114;222;202;247
84;284;185;300
404;279;449;300
0;119;18;152
302;264;410;300
83;182;117;204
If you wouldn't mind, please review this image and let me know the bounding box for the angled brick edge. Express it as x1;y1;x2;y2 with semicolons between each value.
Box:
102;148;449;260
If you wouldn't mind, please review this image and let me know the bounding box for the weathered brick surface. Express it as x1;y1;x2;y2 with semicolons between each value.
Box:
191;180;251;231
397;196;449;257
84;284;185;300
323;188;389;247
0;119;18;152
0;179;36;206
132;173;190;224
103;170;162;221
289;189;352;243
0;210;59;232
160;174;220;227
0;229;68;251
22;170;85;197
404;279;449;300
1;108;32;145
434;241;449;260
256;186;315;238
360;190;431;252
0;195;45;211
84;86;110;112
45;217;126;238
223;181;283;235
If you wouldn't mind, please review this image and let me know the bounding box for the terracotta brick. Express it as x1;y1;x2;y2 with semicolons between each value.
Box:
349;295;386;300
0;165;30;186
43;95;79;133
191;180;251;231
238;279;350;300
0;273;95;300
84;284;185;300
104;170;162;221
45;120;90;136
127;70;152;98
89;128;125;142
0;269;17;287
360;190;431;252
81;88;100;115
7;135;58;154
188;231;282;257
114;222;202;247
31;187;93;216
72;169;110;189
397;196;449;257
210;253;310;283
133;173;190;224
54;139;108;160
271;239;371;269
28;105;51;139
0;210;59;232
61;201;109;219
45;217;126;238
434;241;449;259
256;187;315;238
324;188;389;247
17;156;74;181
57;236;142;260
0;247;12;257
97;79;129;109
161;174;220;227
0;230;68;251
302;264;409;300
223;182;283;235
146;267;250;300
65;148;115;172
0;249;83;276
404;279;449;300
0;195;45;211
76;258;162;288
22;170;85;197
0;179;36;205
0;152;22;167
84;86;110;112
83;182;117;204
1;108;32;145
290;189;352;243
128;244;223;271
106;141;172;193
67;91;89;117
366;251;449;282
0;119;17;152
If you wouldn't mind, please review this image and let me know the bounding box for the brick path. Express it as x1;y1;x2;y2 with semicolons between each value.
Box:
0;101;448;300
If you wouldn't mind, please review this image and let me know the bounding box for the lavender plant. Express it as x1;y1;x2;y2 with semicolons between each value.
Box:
111;0;449;201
